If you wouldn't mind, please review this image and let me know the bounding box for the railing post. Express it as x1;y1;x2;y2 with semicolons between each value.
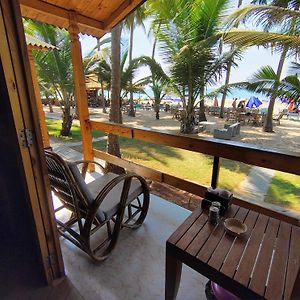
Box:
211;156;220;189
68;11;94;170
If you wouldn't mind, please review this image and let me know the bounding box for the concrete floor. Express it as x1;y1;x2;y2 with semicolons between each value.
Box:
58;194;208;300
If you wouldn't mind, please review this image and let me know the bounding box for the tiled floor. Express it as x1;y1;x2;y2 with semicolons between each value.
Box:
59;194;208;300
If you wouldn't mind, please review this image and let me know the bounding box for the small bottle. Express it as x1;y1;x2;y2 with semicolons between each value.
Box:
209;206;220;225
211;201;221;210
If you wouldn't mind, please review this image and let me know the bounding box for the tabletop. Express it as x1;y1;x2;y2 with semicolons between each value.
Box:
166;204;300;300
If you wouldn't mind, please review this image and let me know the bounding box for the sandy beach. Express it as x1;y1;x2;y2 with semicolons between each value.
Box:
85;102;300;155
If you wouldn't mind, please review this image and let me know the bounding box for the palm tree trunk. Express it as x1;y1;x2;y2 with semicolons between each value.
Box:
220;60;232;118
220;0;243;118
128;16;136;117
45;94;53;113
152;22;161;59
61;101;73;136
100;80;107;113
106;24;124;174
264;46;288;132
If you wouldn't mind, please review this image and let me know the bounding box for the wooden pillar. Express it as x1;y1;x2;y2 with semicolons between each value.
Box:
68;11;94;166
211;156;220;189
27;49;50;148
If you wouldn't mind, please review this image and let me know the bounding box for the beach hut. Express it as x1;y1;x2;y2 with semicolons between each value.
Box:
246;96;262;108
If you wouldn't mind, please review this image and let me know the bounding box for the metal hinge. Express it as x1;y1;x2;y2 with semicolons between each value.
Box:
19;129;33;148
46;253;57;268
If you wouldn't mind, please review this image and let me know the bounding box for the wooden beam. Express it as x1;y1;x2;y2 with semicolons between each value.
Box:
104;0;145;29
20;0;104;33
0;0;64;282
93;148;207;195
28;49;50;148
93;149;300;226
90;121;300;176
68;12;94;169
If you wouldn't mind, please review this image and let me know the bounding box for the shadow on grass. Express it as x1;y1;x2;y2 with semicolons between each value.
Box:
46;119;106;141
265;176;300;211
93;137;182;166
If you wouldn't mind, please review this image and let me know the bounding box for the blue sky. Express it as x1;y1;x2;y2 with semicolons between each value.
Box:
80;0;294;99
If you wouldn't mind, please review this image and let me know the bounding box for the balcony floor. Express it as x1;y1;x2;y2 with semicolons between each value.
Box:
59;194;208;300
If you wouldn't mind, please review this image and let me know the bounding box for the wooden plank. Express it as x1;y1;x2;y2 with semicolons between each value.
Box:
28;49;50;148
104;0;145;29
0;0;64;282
90;121;300;176
91;121;300;226
234;214;269;287
176;213;208;250
208;207;249;270
168;207;203;245
69;12;93;168
284;226;300;300
221;210;259;278
232;197;299;226
248;218;280;295
94;148;162;181
93;148;207;197
265;222;292;300
20;0;105;36
195;205;239;261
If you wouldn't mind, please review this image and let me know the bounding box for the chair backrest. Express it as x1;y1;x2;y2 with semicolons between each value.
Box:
44;150;90;216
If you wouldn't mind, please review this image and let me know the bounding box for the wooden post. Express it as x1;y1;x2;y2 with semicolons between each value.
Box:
211;156;220;189
68;11;94;168
27;49;50;148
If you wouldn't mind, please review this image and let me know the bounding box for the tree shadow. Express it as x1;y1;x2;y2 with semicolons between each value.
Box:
93;136;182;166
265;176;300;211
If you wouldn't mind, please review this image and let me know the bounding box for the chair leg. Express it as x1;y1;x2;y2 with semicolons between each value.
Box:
122;178;150;229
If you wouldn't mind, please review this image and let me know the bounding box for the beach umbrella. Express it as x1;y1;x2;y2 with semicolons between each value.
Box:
246;96;262;108
214;97;219;107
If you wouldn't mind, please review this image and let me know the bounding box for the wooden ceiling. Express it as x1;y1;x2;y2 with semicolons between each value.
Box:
20;0;145;37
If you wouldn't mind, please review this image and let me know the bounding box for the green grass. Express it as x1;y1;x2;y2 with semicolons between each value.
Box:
46;119;106;141
265;172;300;211
93;137;251;191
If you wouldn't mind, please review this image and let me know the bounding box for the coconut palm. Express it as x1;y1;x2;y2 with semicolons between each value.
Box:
223;0;300;131
145;0;178;59
157;0;233;133
123;6;147;117
84;45;111;113
138;56;170;119
25;20;75;136
107;24;123;174
219;0;243;119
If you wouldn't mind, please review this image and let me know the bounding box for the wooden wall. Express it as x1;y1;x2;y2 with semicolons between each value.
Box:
0;58;45;297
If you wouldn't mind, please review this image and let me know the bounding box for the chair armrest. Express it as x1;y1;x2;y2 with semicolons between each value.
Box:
73;160;105;179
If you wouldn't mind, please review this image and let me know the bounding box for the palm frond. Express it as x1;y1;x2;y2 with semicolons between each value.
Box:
223;29;300;52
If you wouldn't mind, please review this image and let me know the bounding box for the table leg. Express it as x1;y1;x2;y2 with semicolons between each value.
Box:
165;252;182;300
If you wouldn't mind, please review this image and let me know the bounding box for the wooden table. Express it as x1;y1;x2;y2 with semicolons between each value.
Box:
165;205;300;300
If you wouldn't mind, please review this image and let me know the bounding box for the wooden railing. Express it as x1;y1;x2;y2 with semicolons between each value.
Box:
90;120;300;225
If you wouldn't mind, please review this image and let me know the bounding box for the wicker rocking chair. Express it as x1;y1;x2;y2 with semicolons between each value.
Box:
44;150;150;262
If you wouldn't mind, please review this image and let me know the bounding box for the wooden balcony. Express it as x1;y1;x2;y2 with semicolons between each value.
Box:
87;120;300;226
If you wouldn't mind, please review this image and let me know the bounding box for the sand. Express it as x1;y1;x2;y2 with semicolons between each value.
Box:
87;105;300;155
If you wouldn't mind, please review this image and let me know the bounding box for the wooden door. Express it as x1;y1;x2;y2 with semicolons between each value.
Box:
0;0;64;284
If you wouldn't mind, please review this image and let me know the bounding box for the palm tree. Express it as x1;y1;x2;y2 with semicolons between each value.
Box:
223;0;300;131
84;45;111;113
25;20;75;136
145;0;178;59
138;56;170;119
106;24;123;174
219;0;243;118
157;0;232;133
124;6;147;117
